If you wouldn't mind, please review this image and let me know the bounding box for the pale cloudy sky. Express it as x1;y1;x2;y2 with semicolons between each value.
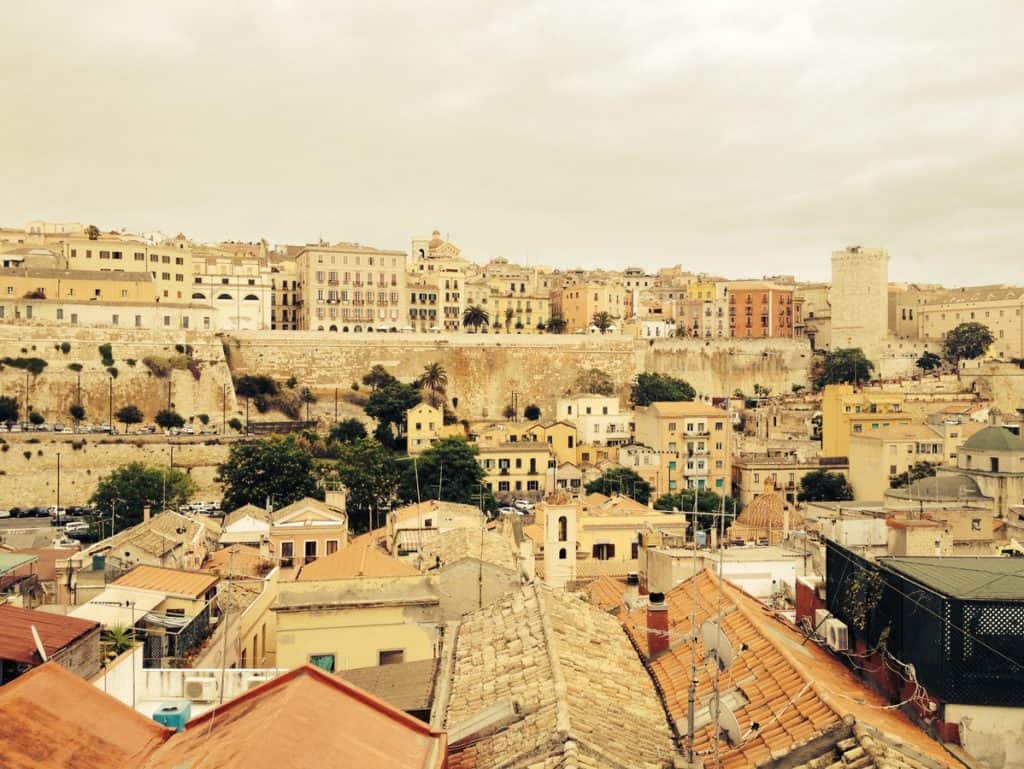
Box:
2;1;1021;283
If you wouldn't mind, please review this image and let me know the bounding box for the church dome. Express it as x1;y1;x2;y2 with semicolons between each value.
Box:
428;230;443;249
736;486;803;530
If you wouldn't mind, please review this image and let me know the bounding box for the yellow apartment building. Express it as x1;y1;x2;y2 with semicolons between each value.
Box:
731;454;851;506
270;255;299;331
916;286;1024;359
476;442;553;501
406;403;464;455
295;242;407;332
463;276;551;334
524;421;578;465
0;267;157;304
821;384;913;458
633;401;732;496
61;233;194;302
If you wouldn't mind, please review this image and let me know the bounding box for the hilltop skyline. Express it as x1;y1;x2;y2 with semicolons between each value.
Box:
2;2;1022;284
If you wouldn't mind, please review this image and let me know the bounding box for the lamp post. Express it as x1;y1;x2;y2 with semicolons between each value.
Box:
108;374;113;433
222;383;227;435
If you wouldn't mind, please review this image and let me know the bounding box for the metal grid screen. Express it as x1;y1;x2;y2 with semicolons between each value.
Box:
826;541;1024;706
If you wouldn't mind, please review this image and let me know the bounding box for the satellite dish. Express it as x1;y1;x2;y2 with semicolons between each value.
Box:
700;620;735;671
718;701;743;746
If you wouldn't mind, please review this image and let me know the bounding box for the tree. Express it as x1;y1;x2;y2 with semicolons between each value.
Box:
333;439;399;533
504;308;514;334
573;368;615;396
235;374;279;398
218;435;321;512
943;322;994;366
329;418;367;444
462;305;489;333
890;461;938;489
631;372;696;406
28;411;45;426
592;311;615;334
397;437;490;508
524;404;541;421
69;404;86;427
419;362;448;407
361;364;397;392
812;348;874;389
115;404;144;431
85;224;100;240
653;488;742;532
299;387;317;420
798;470;854;502
585;467;653;504
546;315;567;335
155;409;185;430
364;382;421;446
90;462;196;532
0;395;19;424
916;351;942;372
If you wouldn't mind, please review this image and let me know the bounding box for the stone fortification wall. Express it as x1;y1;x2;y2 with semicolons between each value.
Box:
0;434;232;508
961;360;1024;414
224;332;811;418
0;325;239;427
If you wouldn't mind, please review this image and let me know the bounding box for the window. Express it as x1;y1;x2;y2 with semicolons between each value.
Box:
592;543;615;560
326;539;339;555
378;649;404;666
971;519;982;531
309;654;336;673
558;516;567;541
304;540;318;564
280;541;294;568
558;547;567;560
56;309;63;320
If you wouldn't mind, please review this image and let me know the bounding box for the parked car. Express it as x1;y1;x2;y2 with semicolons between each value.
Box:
28;506;48;518
0;509;10;519
53;423;67;433
513;499;535;512
64;521;90;536
498;506;520;517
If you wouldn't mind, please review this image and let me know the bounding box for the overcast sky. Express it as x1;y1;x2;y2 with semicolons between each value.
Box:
2;2;1021;283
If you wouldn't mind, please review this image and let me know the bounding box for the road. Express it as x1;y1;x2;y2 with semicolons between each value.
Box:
0;515;52;530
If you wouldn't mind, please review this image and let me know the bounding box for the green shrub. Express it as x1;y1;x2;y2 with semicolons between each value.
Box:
228;417;243;431
124;358;137;367
67;363;83;372
197;414;210;425
60;342;71;354
98;344;114;367
2;357;48;375
107;367;118;379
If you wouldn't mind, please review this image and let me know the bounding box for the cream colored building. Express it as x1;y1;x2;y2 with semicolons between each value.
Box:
295;242;407;332
464;276;550;334
732;453;850;506
1;266;157;304
917;286;1024;359
191;246;273;330
270;249;300;331
821;384;913;458
0;295;219;331
633;401;732;496
830;245;889;356
409;230;472;332
269;496;348;570
524;421;578;466
556;394;632;446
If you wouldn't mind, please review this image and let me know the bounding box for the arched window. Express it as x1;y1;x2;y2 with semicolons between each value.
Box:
217;293;232;300
342;326;349;332
329;324;337;332
353;325;363;332
558;548;567;560
191;292;206;300
557;516;567;542
243;294;259;301
317;325;324;331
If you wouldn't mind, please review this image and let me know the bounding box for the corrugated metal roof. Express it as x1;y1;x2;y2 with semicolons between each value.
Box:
112;564;218;598
68;587;165;627
0;552;38;575
0;605;99;665
880;556;1024;600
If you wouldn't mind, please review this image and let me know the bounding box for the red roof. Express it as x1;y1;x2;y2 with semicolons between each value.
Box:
0;604;99;665
624;570;961;769
141;664;447;769
0;662;172;769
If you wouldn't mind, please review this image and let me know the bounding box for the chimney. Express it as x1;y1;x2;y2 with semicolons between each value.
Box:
143;505;151;523
625;572;639;607
647;591;670;658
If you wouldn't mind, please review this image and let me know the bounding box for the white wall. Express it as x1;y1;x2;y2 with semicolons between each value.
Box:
946;703;1024;769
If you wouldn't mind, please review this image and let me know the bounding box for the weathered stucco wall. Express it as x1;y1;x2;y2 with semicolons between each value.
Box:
224;332;811;418
0;325;239;428
0;434;232;507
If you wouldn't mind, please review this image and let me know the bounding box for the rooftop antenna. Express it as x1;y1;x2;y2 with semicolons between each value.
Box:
686;487;700;763
717;701;743;747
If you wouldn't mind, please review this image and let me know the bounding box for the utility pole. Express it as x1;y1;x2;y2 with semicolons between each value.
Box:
334;387;338;422
108;375;113;432
222;383;227;435
167;380;172;410
24;371;29;428
56;453;61;523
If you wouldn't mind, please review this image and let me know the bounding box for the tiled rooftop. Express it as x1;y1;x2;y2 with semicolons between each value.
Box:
442;583;676;769
623;571;961;769
419;527;518;571
580;575;630;614
112;564;218;598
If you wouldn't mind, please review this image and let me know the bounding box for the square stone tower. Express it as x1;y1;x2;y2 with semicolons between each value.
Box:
830;245;889;355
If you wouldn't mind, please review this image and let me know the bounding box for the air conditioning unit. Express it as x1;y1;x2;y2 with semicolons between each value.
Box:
184;677;219;702
824;619;849;652
243;674;275;691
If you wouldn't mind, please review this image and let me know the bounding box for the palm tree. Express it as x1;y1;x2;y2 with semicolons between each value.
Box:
420;362;448;407
462;305;489;333
546;316;567;334
299;387;317;421
592;311;615;334
504;308;514;334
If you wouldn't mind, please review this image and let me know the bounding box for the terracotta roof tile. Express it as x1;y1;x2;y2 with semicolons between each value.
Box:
296;542;419;580
623;571;962;769
0;662;171;769
580;575;630;614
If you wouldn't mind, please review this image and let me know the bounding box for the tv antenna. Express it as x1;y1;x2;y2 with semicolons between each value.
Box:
717;701;743;747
